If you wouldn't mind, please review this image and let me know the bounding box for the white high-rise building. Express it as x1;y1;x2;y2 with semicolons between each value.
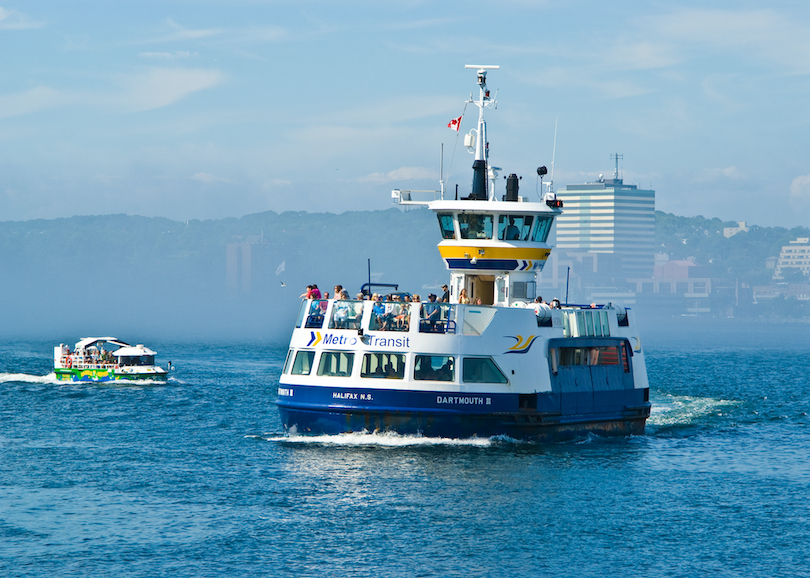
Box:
554;156;655;278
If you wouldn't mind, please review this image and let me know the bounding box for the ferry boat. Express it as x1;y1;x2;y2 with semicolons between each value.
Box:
54;337;168;382
276;66;651;441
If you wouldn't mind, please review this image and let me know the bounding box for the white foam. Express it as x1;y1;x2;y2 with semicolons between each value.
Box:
264;430;495;447
649;394;740;427
0;372;61;384
0;372;167;386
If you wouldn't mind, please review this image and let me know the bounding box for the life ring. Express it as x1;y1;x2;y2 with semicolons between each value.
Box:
66;356;72;368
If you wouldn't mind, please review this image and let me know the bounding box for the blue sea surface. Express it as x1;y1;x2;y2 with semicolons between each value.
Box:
2;319;810;577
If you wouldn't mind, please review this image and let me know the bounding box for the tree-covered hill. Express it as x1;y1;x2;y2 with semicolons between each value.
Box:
1;208;806;339
655;211;810;285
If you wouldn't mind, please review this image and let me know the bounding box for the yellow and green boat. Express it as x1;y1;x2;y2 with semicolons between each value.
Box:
54;337;169;382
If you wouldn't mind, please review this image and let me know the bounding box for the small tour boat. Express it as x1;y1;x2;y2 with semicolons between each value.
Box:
276;65;651;441
54;337;168;382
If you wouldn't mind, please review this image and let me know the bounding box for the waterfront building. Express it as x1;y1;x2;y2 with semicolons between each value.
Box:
773;238;810;280
553;155;655;278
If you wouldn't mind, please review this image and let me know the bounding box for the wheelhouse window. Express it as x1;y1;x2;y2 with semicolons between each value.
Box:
291;350;315;375
498;215;534;241
414;355;455;381
458;213;493;240
531;216;554;242
437;213;456;239
119;355;155;367
361;353;406;379
462;357;508;384
317;351;354;377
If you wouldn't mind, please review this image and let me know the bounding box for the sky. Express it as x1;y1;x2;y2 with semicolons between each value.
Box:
2;1;810;228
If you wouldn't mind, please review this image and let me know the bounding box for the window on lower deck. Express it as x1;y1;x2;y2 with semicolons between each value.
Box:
291;350;315;375
317;351;354;377
556;345;629;372
462;357;508;384
282;349;294;374
361;353;405;379
414;355;455;381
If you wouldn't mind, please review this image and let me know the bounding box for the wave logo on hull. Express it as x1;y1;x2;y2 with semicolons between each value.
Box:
504;335;539;354
307;331;322;347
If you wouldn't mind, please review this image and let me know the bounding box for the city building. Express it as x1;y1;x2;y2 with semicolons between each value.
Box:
553;154;655;278
773;237;810;280
723;221;749;238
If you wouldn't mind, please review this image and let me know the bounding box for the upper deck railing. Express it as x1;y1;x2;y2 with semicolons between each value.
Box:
296;298;630;338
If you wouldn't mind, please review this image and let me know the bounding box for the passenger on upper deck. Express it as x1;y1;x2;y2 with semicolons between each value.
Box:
533;296;549;315
372;294;386;329
422;294;440;330
334;294;350;328
459;288;470;304
441;285;449;303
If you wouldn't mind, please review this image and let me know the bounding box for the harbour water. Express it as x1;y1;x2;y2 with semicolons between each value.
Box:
2;318;809;577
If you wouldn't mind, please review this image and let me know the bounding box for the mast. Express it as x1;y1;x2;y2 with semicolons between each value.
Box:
464;65;499;200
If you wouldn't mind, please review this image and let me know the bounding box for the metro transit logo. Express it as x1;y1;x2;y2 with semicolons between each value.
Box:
504;335;539;354
307;331;322;347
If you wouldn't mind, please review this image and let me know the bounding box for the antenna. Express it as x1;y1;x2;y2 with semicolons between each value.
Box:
439;144;444;199
611;153;623;179
550;117;558;192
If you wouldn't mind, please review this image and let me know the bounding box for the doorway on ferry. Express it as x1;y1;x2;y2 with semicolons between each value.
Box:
469;275;495;305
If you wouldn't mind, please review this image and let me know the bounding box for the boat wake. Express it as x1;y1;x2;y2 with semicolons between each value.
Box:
0;372;170;386
0;372;62;384
259;430;497;447
648;394;741;428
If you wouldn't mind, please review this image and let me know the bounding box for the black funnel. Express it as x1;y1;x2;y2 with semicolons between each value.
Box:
470;160;487;200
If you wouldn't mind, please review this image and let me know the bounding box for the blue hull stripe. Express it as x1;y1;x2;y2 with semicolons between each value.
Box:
277;383;650;440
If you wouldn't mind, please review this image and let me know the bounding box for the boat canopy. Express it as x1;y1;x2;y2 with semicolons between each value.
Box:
113;345;157;357
74;337;130;350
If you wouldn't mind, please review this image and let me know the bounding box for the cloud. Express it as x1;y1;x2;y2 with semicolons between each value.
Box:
139;51;197;60
117;67;224;111
695;166;747;182
789;174;810;207
147;18;223;43
638;8;810;75
358;167;437;183
0;7;43;30
190;172;233;184
0;86;63;119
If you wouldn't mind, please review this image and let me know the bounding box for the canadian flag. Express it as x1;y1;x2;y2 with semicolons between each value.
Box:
447;115;462;131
